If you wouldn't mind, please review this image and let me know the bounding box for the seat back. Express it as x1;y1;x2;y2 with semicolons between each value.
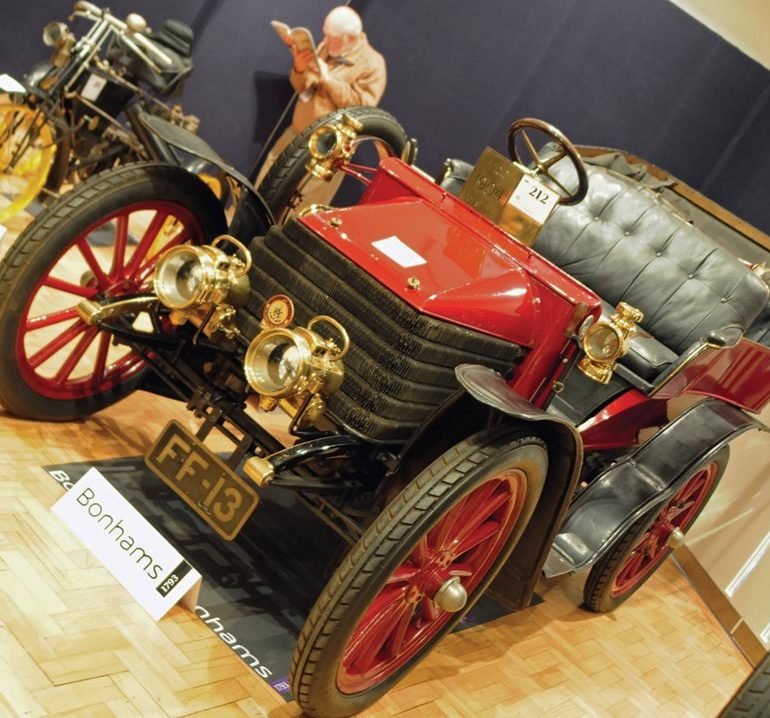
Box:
534;163;769;354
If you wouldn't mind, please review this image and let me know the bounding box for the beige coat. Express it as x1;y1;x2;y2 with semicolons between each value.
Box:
289;33;387;132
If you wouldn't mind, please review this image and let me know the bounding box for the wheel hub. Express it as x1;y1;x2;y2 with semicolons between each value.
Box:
432;576;467;613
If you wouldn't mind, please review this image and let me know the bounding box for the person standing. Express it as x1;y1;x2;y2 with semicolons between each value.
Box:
256;6;387;205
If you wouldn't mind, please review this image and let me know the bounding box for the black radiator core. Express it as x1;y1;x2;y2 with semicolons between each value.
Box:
237;220;523;443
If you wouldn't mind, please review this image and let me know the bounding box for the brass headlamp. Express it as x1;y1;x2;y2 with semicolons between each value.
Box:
153;235;251;311
306;113;363;181
245;314;348;399
578;302;643;384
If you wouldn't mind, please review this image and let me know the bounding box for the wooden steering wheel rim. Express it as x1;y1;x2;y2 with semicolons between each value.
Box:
506;117;589;205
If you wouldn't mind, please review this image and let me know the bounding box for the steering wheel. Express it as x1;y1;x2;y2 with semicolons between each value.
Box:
506;118;588;206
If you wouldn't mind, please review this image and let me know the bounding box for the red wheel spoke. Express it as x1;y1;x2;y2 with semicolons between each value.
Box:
617;550;646;586
54;326;99;383
410;536;429;567
125;211;168;277
453;482;507;545
347;591;408;674
385;564;419;585
420;596;438;623
428;497;468;551
384;603;413;659
109;213;129;279
677;475;706;503
27;321;87;368
92;331;110;383
75;238;110;287
448;562;474;577
42;276;97;298
25;307;79;331
454;519;501;556
667;501;696;523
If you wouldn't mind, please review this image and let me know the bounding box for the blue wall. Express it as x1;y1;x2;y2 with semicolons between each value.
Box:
2;0;769;233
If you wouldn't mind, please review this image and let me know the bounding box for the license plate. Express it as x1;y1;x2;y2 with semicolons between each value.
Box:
145;420;258;540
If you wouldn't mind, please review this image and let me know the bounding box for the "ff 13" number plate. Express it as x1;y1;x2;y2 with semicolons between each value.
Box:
145;420;258;540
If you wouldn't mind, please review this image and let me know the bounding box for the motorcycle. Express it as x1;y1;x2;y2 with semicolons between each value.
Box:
0;0;207;224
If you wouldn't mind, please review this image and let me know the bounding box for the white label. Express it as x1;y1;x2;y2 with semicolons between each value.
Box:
81;73;107;101
508;174;560;225
0;73;26;93
52;468;202;620
371;236;427;268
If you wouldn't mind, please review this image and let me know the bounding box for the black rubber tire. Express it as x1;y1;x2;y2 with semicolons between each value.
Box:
257;106;409;221
290;426;548;717
719;652;770;718
0;162;226;421
583;446;729;613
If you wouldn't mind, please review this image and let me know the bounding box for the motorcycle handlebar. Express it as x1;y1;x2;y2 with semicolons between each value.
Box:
71;1;174;70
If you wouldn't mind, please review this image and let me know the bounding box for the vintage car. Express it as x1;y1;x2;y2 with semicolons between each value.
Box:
0;106;768;717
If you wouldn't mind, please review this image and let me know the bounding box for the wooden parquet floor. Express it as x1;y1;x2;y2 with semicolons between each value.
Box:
0;212;751;717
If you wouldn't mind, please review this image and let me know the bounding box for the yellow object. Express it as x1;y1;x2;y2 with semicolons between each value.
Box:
0;102;56;223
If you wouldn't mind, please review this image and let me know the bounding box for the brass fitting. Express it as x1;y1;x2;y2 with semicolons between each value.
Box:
306;113;364;181
578;302;644;384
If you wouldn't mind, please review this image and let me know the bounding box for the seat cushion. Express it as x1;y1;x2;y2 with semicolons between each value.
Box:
534;162;769;355
435;158;473;197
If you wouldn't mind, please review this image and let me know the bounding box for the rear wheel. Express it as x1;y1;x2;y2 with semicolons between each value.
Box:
583;447;729;612
258;106;409;223
290;427;548;717
0;101;56;222
0;162;226;420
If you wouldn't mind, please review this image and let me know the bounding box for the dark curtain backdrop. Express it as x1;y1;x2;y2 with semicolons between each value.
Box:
1;0;768;232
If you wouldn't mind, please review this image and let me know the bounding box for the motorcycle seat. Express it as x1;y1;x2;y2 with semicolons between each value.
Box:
151;19;195;59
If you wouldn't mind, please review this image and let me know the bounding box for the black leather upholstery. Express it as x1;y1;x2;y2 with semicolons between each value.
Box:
436;158;473;196
534;161;769;374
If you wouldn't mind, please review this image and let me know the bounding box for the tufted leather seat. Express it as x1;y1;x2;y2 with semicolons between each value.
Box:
534;160;769;380
438;154;770;381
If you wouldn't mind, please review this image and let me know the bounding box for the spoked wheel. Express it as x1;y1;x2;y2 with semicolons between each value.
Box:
291;427;548;717
584;447;729;612
0;101;56;222
258;106;409;223
0;162;226;420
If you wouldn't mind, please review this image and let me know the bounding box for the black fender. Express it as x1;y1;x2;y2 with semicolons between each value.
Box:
544;397;767;578
136;111;274;236
393;364;583;610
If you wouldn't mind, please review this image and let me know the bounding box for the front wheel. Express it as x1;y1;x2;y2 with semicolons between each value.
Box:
583;446;729;612
0;100;56;222
290;427;548;717
0;162;227;421
258;106;409;223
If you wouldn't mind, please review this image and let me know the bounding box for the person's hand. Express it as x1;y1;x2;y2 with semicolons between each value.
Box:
316;56;331;82
292;48;315;73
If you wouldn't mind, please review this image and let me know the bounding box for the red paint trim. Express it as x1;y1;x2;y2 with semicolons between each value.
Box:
579;389;669;452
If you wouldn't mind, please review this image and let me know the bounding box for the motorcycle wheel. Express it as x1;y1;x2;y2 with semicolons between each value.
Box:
0;101;56;222
0;162;226;421
290;427;547;717
258;106;409;223
583;446;729;613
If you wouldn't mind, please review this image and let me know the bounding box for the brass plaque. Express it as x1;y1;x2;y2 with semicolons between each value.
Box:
457;147;558;245
146;420;259;540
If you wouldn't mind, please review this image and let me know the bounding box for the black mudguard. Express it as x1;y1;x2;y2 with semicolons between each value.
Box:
544;397;767;577
137;112;274;234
